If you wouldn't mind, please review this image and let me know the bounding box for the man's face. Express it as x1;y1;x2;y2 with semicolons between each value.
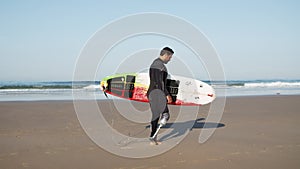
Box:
164;54;173;64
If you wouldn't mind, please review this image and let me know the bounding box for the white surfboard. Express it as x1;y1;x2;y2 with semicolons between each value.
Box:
100;73;215;106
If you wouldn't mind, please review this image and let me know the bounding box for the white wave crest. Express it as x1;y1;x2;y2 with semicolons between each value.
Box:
83;85;101;90
244;81;300;88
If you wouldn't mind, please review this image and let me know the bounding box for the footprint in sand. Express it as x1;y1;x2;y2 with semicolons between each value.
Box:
229;152;241;156
259;148;268;153
9;152;18;156
22;162;29;168
88;147;95;150
275;145;284;148
176;159;186;163
207;158;220;161
45;151;57;155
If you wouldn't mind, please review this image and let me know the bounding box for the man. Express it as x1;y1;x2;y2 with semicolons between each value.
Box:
147;47;174;145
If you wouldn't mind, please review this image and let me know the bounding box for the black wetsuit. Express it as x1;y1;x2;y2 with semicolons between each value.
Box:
147;58;170;137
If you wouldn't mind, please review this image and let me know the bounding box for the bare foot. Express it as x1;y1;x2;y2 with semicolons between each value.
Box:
150;140;162;145
149;136;162;145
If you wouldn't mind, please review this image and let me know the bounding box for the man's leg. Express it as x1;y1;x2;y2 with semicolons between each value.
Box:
150;117;159;137
160;105;170;126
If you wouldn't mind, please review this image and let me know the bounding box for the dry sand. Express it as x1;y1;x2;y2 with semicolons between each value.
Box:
0;96;299;169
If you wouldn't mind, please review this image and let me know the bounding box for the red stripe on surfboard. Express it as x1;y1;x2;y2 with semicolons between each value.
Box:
105;86;202;106
132;86;148;102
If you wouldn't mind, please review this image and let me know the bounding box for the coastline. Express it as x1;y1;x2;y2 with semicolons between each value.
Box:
0;95;299;169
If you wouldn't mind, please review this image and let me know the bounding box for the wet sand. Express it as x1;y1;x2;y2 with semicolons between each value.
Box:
0;96;299;169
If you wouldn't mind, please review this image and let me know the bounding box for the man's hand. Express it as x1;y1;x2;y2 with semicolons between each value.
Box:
167;95;173;103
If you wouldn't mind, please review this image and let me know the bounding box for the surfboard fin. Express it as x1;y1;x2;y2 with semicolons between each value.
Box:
104;91;108;98
100;84;109;99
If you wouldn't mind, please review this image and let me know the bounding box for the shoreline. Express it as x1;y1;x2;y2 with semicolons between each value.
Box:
1;95;299;169
0;93;300;103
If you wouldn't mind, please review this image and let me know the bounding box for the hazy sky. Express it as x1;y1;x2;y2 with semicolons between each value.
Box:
1;0;299;81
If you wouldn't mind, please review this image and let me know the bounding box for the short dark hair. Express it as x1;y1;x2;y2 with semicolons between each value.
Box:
160;47;174;56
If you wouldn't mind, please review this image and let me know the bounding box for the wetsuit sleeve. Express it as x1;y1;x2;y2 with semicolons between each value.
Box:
162;71;170;96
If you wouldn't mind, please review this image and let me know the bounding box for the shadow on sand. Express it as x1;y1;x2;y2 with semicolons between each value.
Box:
163;118;225;129
147;118;225;141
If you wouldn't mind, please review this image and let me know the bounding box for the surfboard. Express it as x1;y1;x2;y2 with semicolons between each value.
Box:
100;73;215;106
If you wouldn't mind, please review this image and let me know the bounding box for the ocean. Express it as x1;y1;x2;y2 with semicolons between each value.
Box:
0;80;300;101
0;81;103;101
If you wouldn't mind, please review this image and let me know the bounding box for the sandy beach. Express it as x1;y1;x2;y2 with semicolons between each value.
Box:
0;95;299;169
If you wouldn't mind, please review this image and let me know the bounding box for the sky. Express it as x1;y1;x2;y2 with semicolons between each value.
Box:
0;0;299;81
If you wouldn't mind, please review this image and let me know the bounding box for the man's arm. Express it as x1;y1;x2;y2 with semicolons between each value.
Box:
162;71;172;103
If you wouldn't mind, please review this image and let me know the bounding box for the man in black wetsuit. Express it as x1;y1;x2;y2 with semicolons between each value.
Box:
147;47;174;145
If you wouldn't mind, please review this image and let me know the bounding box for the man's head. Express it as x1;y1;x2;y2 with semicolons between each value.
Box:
159;47;174;64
